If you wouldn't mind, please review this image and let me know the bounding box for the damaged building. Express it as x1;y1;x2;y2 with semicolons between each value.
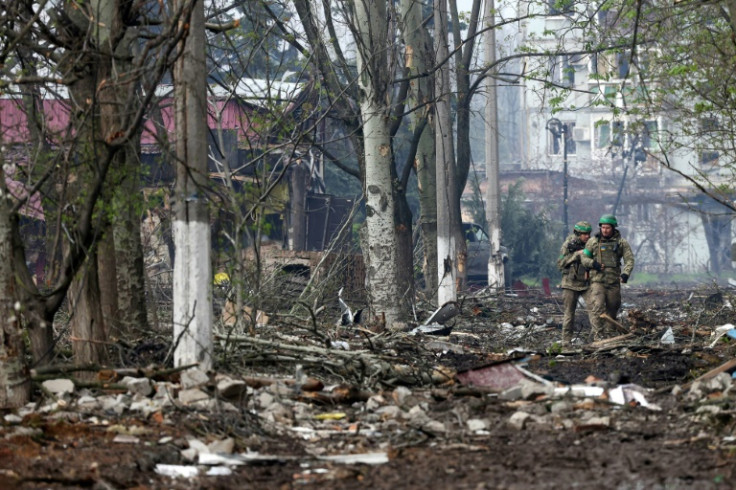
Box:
480;1;734;277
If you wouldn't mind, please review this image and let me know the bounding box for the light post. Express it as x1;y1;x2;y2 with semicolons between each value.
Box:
546;118;568;236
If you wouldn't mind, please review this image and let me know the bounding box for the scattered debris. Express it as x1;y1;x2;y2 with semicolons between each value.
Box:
661;327;675;344
3;286;736;487
709;324;736;348
423;301;460;326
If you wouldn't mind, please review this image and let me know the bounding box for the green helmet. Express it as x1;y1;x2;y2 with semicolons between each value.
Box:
573;221;592;233
599;214;618;227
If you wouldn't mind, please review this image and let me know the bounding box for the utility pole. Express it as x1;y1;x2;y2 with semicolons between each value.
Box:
484;0;505;292
546;118;568;237
172;0;213;370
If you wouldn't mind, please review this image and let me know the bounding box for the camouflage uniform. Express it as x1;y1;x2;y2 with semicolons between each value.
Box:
580;229;635;340
557;234;590;345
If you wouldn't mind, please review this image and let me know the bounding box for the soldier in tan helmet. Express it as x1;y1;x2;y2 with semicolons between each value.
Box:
557;221;593;346
580;214;635;341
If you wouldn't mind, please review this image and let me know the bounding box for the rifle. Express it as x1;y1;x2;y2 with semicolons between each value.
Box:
565;237;587;280
567;237;584;253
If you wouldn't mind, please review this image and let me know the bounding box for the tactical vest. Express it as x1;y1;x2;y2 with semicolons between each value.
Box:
598;237;623;271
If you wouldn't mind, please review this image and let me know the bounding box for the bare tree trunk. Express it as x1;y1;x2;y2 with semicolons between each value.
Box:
435;0;458;304
66;68;109;366
0;168;30;408
173;0;213;369
392;176;415;307
18;60;55;363
354;0;403;325
69;252;107;365
484;0;505;291
114;144;149;337
400;0;438;296
288;163;310;251
97;230;120;338
449;0;484;291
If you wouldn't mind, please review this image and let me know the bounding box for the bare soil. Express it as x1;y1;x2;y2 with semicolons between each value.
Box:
2;285;736;489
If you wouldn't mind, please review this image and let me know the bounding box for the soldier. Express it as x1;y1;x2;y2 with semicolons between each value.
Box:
557;221;592;346
580;214;635;341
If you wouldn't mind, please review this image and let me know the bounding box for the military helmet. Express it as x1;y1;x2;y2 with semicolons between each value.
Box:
599;214;618;227
573;221;592;233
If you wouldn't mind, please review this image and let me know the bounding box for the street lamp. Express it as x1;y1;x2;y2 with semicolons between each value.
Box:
546;118;568;236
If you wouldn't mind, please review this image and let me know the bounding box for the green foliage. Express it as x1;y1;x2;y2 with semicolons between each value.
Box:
500;181;560;281
547;344;562;357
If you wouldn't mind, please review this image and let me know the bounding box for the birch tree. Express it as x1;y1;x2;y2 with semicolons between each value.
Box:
291;0;410;324
353;0;404;323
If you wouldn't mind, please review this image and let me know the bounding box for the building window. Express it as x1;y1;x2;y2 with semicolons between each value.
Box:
548;122;577;155
549;56;574;87
641;120;658;149
616;51;630;79
596;121;624;149
699;117;720;167
700;151;719;166
548;0;574;15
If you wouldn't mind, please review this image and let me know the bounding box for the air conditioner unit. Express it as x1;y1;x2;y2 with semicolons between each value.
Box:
572;127;590;141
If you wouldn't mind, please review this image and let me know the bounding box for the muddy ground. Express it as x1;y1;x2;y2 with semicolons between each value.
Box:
2;284;736;489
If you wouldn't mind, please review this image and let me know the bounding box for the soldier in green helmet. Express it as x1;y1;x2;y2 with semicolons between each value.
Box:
557;220;593;346
580;214;635;341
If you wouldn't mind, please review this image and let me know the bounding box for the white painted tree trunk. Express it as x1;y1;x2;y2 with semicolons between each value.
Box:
173;0;213;370
484;0;505;292
435;0;458;305
354;0;402;326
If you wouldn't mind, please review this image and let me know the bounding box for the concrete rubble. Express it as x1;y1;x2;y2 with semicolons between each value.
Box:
5;350;736;471
4;290;736;484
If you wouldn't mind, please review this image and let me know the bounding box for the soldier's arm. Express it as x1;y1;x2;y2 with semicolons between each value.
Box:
580;240;603;271
558;243;581;270
621;238;635;276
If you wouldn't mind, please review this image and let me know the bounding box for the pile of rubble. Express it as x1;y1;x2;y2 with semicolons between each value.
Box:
4;346;736;483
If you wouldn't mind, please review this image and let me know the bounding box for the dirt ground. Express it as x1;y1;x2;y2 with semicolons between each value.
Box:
2;284;736;489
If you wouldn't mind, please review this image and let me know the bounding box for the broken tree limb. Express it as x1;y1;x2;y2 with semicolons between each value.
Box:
588;333;635;349
600;314;630;335
216;334;456;387
31;363;200;384
242;375;324;391
298;385;372;405
681;358;736;390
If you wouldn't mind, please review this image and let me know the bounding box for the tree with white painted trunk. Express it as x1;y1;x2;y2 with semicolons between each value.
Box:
172;0;213;370
435;0;459;305
483;0;505;291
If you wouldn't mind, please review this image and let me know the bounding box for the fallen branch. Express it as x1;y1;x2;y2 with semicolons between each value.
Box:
242;375;324;391
216;333;456;387
588;333;635;349
600;314;630;335
681;358;736;390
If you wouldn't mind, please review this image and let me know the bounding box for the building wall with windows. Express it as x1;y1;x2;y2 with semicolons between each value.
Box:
493;1;731;276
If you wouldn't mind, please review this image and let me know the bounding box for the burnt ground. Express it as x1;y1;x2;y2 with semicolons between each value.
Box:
3;285;736;489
